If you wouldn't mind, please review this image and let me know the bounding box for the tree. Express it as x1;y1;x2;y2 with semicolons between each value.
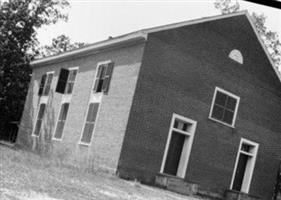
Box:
214;0;281;71
214;0;240;14
38;34;87;58
0;0;69;138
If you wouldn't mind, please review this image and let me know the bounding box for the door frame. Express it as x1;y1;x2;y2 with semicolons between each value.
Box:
230;138;259;193
160;113;197;178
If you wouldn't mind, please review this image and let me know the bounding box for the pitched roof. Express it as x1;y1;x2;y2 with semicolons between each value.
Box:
31;11;281;82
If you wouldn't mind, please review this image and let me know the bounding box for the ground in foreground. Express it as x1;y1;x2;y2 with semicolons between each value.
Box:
0;145;200;200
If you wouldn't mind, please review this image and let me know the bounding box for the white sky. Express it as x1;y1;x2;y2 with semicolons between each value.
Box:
37;0;281;46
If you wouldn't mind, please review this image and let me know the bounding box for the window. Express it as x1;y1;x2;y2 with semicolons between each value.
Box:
65;69;78;94
32;103;46;136
38;72;54;96
53;103;69;140
230;138;259;193
56;68;78;94
80;103;100;144
93;62;114;94
229;49;243;64
209;87;240;127
160;114;197;178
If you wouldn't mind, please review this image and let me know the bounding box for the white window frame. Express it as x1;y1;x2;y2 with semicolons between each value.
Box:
230;138;259;194
32;70;54;137
31;101;47;137
209;87;240;128
93;60;112;94
160;113;197;178
52;66;78;141
52;100;70;141
78;61;110;146
78;95;101;146
63;66;79;97
41;71;55;96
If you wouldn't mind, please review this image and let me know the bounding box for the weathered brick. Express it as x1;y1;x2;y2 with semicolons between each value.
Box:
17;42;145;172
117;15;281;200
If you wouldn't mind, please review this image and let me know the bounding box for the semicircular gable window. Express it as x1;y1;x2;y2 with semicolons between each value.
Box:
229;49;243;64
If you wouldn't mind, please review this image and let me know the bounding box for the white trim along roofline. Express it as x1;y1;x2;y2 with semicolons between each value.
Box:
31;10;281;83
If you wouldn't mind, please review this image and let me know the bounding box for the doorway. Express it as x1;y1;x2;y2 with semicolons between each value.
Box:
230;138;259;193
160;114;197;178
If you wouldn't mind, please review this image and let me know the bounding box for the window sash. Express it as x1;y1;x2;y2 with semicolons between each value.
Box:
33;119;43;136
54;121;65;139
93;62;114;94
53;103;69;139
80;103;99;144
33;104;46;136
65;69;78;94
80;122;95;144
94;65;107;93
59;103;69;120
38;74;46;96
210;88;239;127
42;73;53;96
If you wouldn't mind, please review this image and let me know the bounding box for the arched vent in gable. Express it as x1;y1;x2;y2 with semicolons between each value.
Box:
229;49;243;64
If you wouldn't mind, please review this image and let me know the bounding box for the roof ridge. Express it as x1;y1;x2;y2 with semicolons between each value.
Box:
32;11;249;66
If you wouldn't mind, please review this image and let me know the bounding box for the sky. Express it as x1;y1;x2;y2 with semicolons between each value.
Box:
37;0;281;46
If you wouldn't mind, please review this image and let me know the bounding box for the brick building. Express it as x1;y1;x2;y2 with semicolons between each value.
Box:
17;11;281;200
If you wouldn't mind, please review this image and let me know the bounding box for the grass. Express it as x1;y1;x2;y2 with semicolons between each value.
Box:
0;145;200;200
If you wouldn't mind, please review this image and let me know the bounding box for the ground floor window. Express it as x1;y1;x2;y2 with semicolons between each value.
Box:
79;102;100;145
53;103;70;140
160;113;197;178
230;138;259;193
32;103;46;136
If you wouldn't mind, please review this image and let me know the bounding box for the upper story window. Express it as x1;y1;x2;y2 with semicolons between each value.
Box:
56;67;78;95
209;87;240;127
229;49;243;64
38;72;54;96
93;62;114;94
65;69;78;94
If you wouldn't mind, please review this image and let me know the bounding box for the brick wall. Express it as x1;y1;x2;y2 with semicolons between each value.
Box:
17;42;145;172
117;15;281;200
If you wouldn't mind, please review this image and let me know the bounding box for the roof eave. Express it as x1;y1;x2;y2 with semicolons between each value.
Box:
31;31;147;67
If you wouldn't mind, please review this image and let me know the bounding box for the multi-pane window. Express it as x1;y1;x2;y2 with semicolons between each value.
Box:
93;62;114;94
53;103;69;140
38;72;54;96
80;103;100;144
56;68;78;94
209;87;240;127
33;104;46;136
94;65;106;93
65;70;78;94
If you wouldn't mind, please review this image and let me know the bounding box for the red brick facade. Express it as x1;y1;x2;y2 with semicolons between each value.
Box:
117;15;281;200
17;40;145;172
